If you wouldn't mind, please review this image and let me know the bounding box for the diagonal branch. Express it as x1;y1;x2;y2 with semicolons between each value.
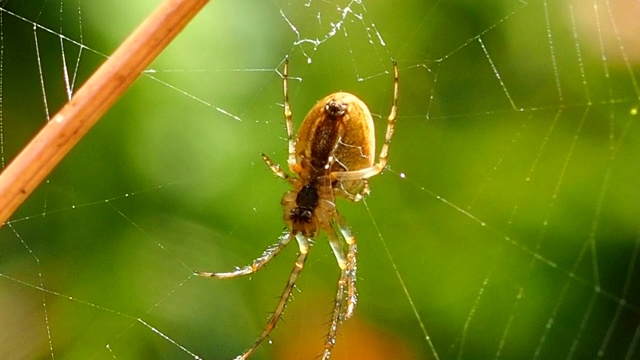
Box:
0;0;209;227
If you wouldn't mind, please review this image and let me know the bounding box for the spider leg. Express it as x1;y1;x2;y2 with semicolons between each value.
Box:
282;59;298;173
335;179;371;202
332;61;399;181
323;267;347;360
238;233;310;360
322;218;358;359
261;153;295;185
194;232;291;279
326;222;348;270
336;215;358;319
323;225;348;360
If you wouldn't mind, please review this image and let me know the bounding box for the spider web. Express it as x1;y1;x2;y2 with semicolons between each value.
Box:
1;0;639;359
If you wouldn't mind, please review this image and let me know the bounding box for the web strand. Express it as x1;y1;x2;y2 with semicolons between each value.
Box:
1;1;639;359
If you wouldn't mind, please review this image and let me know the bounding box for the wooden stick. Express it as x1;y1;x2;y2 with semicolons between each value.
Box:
0;0;209;227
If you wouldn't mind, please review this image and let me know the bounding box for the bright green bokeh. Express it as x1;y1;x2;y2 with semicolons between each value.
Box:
1;1;638;359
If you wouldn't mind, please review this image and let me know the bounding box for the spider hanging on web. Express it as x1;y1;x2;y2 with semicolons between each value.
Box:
195;59;399;359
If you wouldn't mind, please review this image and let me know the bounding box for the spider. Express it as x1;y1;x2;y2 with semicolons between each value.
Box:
195;59;398;359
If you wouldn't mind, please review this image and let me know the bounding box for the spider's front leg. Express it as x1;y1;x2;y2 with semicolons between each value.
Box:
236;233;310;360
194;231;291;279
337;217;358;319
331;61;399;183
261;153;292;181
323;217;359;359
334;179;371;202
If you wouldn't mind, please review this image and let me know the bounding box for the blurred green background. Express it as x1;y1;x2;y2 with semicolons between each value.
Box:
1;0;639;359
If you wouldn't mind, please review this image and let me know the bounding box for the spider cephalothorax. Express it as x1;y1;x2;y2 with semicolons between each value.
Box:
290;181;319;225
195;60;398;360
